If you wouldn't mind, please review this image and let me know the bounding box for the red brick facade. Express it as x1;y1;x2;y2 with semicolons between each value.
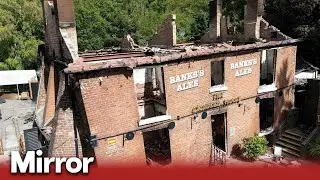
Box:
274;46;297;126
63;45;297;166
37;0;299;167
76;69;146;166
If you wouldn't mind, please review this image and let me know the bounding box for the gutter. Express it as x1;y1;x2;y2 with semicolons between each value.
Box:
64;38;302;74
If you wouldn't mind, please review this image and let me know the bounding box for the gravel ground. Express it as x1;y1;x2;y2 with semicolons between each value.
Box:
0;100;35;155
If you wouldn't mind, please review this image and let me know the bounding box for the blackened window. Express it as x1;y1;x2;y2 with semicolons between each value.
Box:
260;49;277;85
211;60;225;86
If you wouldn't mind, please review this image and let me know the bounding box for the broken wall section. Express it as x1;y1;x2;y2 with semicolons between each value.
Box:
37;0;80;141
48;72;83;158
200;0;292;44
149;14;177;48
133;67;167;120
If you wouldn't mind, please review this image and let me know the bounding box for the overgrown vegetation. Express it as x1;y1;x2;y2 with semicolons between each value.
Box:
242;135;268;160
265;0;320;67
222;0;245;34
307;136;320;159
0;0;43;70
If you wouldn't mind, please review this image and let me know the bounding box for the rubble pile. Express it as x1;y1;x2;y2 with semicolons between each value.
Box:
0;100;35;154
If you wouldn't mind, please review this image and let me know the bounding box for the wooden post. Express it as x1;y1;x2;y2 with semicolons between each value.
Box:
19;135;25;155
0;138;3;155
28;81;33;100
16;84;20;100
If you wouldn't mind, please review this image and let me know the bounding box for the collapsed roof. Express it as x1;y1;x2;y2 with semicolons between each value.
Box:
45;0;301;74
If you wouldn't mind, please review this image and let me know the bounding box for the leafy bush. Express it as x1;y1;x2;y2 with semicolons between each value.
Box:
307;136;320;159
242;135;268;160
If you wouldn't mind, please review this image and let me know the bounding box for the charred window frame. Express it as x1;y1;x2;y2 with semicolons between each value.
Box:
211;60;225;87
260;49;277;85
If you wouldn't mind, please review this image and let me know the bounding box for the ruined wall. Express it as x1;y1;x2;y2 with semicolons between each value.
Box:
40;0;71;126
78;69;146;166
40;0;78;126
274;46;297;127
260;19;289;41
36;1;61;118
149;14;176;47
43;1;62;60
54;45;297;166
43;64;56;124
49;73;82;157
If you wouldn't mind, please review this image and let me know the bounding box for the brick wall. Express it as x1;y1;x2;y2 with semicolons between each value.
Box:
44;1;62;61
224;52;261;154
149;14;176;47
43;64;56;124
56;0;75;24
243;0;264;41
49;73;82;157
44;1;75;63
50;45;296;165
260;19;289;41
274;46;297;127
73;87;95;158
163;52;261;165
77;69;146;166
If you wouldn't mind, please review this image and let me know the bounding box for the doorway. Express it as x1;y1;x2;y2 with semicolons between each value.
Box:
211;113;226;152
260;98;275;130
294;85;306;125
143;128;172;166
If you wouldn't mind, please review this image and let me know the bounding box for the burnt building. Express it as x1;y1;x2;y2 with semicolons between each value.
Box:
31;0;300;166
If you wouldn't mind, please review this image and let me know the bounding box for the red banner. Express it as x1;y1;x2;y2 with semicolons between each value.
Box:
1;165;320;180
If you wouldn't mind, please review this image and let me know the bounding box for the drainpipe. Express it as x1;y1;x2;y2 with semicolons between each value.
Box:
67;74;79;158
73;111;79;158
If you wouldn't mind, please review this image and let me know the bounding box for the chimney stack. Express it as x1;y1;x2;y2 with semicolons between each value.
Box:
244;0;264;41
200;0;227;43
208;0;222;40
54;0;78;61
55;0;76;26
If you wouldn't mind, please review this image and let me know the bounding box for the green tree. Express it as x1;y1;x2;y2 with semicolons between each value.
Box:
307;136;320;159
74;0;209;51
265;0;320;66
0;0;43;70
222;0;245;34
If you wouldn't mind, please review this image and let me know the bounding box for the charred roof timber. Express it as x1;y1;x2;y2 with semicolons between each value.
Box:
65;38;301;74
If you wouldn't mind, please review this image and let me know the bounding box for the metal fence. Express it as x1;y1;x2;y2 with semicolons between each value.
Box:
211;145;226;166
